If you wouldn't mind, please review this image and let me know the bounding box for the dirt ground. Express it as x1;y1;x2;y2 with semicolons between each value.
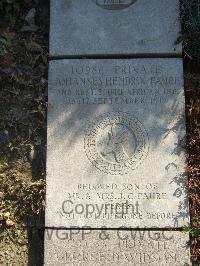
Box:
0;0;199;265
0;0;48;265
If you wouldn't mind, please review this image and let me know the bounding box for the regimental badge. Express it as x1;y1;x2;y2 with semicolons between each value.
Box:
84;112;149;175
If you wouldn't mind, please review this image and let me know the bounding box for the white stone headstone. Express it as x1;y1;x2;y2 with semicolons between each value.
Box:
46;58;189;228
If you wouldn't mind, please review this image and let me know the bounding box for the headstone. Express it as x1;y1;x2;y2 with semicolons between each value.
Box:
46;1;191;265
46;58;189;228
44;229;190;265
50;0;181;56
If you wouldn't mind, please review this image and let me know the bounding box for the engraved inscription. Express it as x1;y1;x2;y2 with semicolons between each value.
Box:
94;0;137;10
84;112;149;175
62;182;173;221
54;63;182;106
45;231;190;266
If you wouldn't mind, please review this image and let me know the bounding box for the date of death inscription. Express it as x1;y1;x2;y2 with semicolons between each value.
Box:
51;64;182;106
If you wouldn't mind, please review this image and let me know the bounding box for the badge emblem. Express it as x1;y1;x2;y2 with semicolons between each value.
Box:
84;112;148;175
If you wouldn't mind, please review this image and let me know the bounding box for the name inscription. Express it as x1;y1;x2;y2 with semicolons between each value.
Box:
53;63;182;107
45;231;189;265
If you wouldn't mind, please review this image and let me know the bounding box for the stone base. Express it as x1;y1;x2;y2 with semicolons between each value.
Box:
44;229;190;265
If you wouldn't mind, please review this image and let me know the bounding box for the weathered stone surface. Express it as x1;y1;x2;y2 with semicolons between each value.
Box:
46;58;189;228
44;230;190;265
50;0;181;56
